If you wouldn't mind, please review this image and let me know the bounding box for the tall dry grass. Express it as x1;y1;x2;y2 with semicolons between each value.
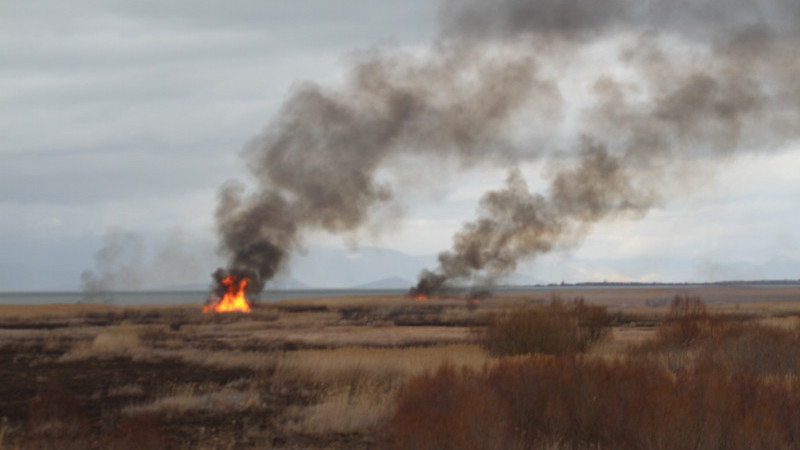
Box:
0;304;118;319
122;381;262;420
273;344;490;390
59;323;143;361
285;382;390;434
274;345;492;435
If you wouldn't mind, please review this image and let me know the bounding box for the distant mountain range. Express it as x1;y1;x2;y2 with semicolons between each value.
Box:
287;246;437;288
350;276;414;289
523;255;800;285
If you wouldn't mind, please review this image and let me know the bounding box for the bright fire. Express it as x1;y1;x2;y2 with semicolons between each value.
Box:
407;294;428;301
204;275;252;313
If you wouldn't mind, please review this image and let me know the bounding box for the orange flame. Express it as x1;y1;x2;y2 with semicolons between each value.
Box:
406;294;428;301
204;275;252;313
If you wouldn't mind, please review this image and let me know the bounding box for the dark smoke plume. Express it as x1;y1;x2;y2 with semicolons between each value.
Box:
410;141;651;296
212;45;558;291
214;0;800;297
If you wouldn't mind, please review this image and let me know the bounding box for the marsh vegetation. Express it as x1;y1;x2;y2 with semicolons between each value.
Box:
2;285;800;448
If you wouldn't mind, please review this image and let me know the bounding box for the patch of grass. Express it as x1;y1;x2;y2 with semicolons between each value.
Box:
273;345;490;391
0;303;118;319
60;323;143;361
270;344;493;439
286;382;390;434
173;349;276;371
108;384;146;398
123;382;261;419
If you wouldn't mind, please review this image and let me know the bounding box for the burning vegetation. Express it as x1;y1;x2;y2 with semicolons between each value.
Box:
203;271;252;314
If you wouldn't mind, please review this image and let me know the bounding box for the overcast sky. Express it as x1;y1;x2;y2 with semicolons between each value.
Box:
1;0;798;290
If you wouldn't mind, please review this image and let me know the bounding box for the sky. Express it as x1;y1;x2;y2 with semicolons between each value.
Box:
1;0;799;291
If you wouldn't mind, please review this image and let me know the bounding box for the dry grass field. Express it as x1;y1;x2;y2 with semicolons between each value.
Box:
1;284;800;449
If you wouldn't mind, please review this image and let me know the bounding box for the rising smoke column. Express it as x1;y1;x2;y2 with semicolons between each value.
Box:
214;0;800;296
409;0;800;295
212;45;559;292
412;141;652;296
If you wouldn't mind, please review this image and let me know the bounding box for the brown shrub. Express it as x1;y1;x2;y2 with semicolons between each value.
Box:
388;364;511;450
698;322;800;376
656;295;712;347
482;299;610;357
573;297;613;350
638;297;800;376
388;356;800;449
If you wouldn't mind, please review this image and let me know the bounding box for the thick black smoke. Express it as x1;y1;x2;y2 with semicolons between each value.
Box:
214;0;800;297
410;141;652;296
212;45;557;291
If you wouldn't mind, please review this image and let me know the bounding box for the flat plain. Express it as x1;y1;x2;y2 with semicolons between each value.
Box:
1;284;800;449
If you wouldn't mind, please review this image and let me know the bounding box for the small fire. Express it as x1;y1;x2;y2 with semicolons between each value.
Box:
204;275;252;313
406;293;428;301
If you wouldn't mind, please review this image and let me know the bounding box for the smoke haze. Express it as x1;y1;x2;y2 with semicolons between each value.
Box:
213;0;800;296
82;229;212;301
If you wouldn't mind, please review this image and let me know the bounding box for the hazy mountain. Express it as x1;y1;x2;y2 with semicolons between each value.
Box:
289;246;437;288
520;256;800;285
350;276;414;289
159;275;311;291
2;239;797;291
501;272;548;286
264;276;311;290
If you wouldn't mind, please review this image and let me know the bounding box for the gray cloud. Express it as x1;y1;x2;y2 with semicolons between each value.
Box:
2;0;799;293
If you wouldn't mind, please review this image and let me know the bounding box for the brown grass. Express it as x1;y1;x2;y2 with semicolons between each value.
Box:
274;345;492;436
122;382;262;419
0;303;118;319
285;383;389;434
273;344;490;390
3;286;800;448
